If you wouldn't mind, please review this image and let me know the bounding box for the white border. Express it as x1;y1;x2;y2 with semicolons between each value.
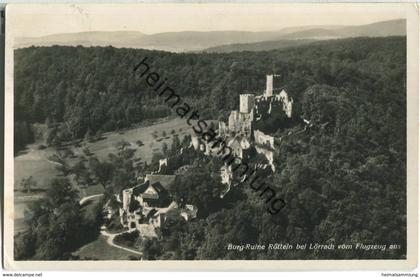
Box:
3;3;419;271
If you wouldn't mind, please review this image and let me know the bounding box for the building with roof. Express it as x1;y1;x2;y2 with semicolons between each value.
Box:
145;174;177;192
118;174;197;237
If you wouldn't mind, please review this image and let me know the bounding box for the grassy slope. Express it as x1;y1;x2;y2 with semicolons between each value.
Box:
73;235;141;260
14;117;193;234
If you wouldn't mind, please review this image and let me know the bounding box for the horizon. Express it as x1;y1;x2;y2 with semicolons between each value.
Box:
18;17;405;39
8;4;406;38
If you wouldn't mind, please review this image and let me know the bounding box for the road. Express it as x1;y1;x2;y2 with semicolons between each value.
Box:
100;227;143;257
79;193;103;205
79;194;142;257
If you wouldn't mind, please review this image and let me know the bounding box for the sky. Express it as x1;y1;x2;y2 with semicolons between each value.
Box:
7;3;407;37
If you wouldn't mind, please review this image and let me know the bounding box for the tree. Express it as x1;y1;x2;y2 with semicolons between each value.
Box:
114;139;130;150
181;134;191;148
46;178;79;207
14;121;34;154
172;164;225;218
85;129;94;142
162;142;169;156
15;177;102;260
170;135;181;155
89;157;114;188
94;129;103;141
142;239;163;260
14;232;37;260
20;176;37;193
82;147;93;157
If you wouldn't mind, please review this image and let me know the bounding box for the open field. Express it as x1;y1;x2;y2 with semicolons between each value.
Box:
82;117;192;162
13;117;193;235
15;146;60;190
14;117;192;187
72;235;141;260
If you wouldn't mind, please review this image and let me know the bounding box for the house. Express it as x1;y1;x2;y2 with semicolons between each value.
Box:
118;174;197;237
145;174;177;193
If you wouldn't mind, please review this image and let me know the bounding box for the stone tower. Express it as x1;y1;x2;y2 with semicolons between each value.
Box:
266;75;273;96
122;189;132;211
239;94;255;114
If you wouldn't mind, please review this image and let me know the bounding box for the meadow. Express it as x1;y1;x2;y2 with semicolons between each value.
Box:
14;117;192;234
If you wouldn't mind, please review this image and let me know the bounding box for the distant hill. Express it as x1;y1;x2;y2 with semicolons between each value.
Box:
205;19;406;53
15;30;287;52
204;39;316;53
279;19;406;40
15;19;405;53
16;31;146;48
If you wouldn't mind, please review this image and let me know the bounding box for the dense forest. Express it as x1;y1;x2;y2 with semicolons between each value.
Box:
14;36;406;259
14;177;103;260
15;37;404;150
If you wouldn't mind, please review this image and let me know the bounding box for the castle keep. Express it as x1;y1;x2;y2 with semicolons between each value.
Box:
223;74;293;139
193;74;294;192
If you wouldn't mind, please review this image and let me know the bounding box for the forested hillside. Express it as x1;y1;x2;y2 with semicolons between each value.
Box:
203;39;315;53
15;37;405;151
14;36;406;259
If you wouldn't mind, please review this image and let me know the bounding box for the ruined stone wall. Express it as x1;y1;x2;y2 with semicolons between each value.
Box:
254;129;275;149
277;89;293;118
220;165;233;185
255;145;275;172
228;110;239;132
240;94;255;114
191;135;200;150
228;110;253;138
218;121;228;136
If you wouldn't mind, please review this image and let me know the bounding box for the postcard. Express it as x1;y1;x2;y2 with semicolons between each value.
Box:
3;3;419;271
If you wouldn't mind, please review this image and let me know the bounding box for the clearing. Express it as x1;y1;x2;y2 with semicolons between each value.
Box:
14;117;193;235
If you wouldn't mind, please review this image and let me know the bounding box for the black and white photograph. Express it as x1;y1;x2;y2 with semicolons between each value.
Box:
3;3;418;271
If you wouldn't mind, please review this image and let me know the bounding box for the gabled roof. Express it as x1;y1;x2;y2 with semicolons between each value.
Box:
132;181;150;196
130;181;168;199
145;174;177;191
154;201;179;216
150;181;167;194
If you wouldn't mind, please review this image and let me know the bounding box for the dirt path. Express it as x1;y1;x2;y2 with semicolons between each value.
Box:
79;194;103;205
100;227;143;257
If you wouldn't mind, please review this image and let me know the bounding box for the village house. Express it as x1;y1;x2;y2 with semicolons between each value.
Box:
118;174;197;238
